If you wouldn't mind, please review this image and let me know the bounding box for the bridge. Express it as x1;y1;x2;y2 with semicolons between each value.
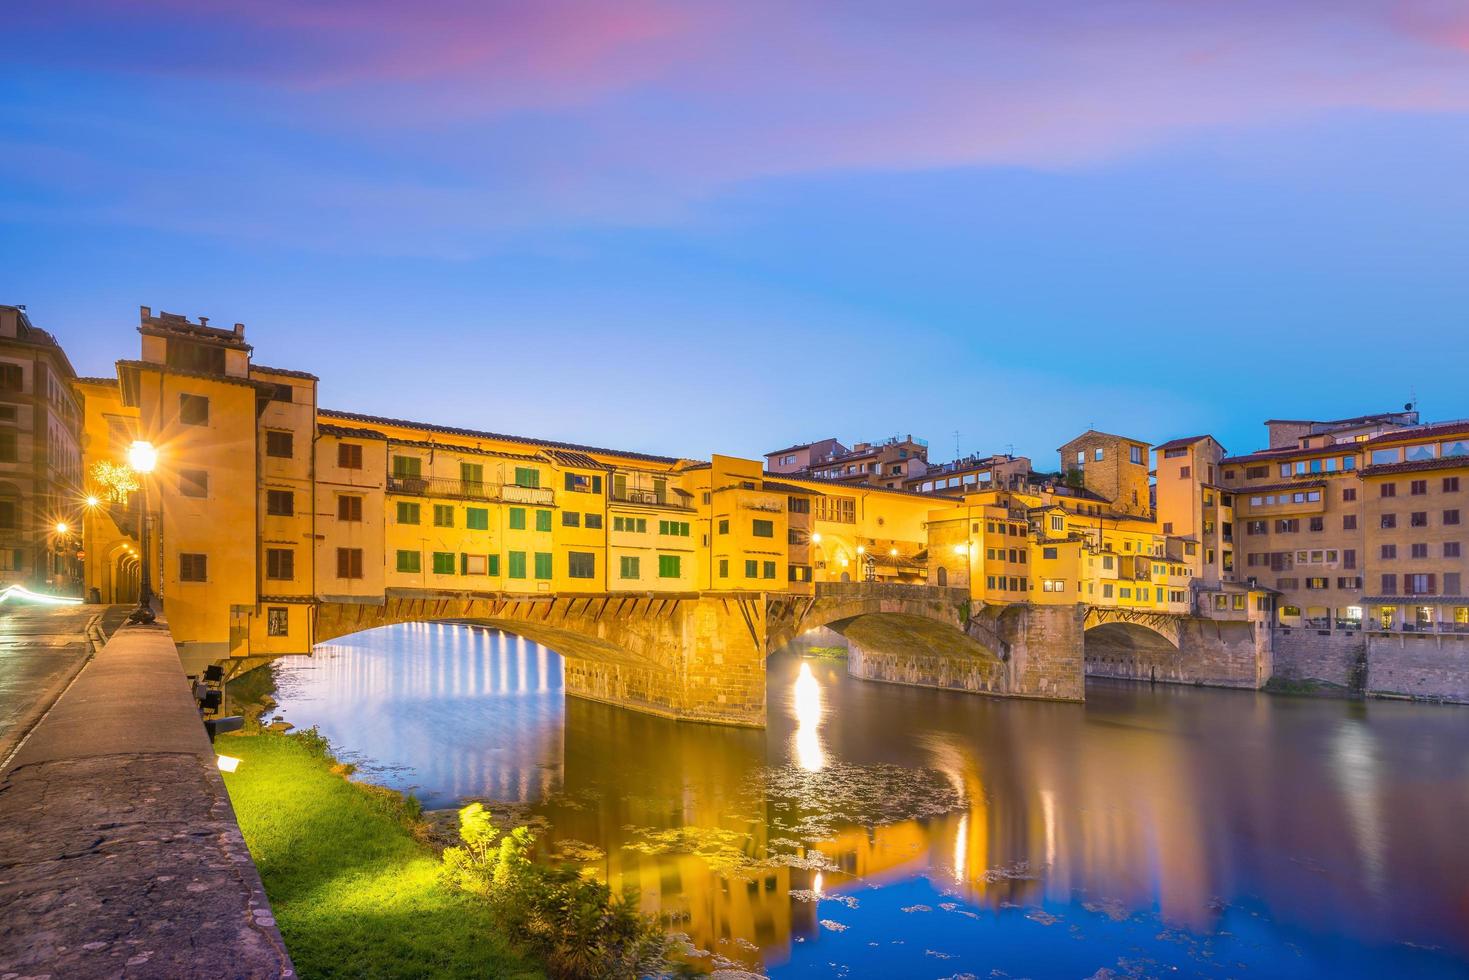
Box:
310;581;1264;726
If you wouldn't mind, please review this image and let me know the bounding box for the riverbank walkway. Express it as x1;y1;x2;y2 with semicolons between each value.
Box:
0;606;294;978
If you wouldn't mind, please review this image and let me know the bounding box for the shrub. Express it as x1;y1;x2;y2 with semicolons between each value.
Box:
442;803;680;979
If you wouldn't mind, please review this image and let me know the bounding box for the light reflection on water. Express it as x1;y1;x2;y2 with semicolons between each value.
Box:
269;623;1469;978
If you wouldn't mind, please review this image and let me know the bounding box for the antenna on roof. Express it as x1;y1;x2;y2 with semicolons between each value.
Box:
953;430;961;458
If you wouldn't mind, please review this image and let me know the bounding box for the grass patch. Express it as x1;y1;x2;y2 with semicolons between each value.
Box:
221;732;542;980
802;645;848;660
1264;676;1351;697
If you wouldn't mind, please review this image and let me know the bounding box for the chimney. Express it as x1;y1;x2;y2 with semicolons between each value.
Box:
140;305;152;320
233;323;245;338
199;316;209;326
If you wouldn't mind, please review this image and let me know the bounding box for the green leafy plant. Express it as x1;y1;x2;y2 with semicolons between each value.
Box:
442;803;682;979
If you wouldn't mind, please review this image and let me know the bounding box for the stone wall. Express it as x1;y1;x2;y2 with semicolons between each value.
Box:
1270;628;1365;689
989;603;1085;700
1084;617;1266;689
1365;633;1469;702
843;614;1007;695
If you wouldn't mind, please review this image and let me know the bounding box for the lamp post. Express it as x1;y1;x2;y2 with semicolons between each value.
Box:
127;441;158;625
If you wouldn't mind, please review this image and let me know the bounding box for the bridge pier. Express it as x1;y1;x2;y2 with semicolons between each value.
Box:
1083;609;1272;689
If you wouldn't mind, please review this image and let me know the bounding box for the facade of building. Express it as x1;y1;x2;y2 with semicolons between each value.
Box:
765;438;847;475
905;453;1032;495
768;434;930;489
0;305;84;593
79;309;947;663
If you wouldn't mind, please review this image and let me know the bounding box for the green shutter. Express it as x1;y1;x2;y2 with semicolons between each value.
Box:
658;554;681;579
535;510;552;532
508;552;526;579
432;552;455;575
763;561;776;579
395;550;420;573
619;556;639;579
488;554;501;576
433;504;454;527
515;467;539;488
718;558;728;578
396;502;420;524
745;559;758;577
534;552;553;579
509;508;526;530
466;507;488;530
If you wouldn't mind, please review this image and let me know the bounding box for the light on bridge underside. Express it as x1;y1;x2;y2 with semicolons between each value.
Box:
85;495;100;508
0;585;83;606
811;533;821;544
793;662;825;771
54;521;69;535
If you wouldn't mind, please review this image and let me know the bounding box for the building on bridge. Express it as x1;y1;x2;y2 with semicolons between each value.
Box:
77;308;950;667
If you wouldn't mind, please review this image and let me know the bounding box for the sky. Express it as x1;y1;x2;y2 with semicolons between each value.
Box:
3;0;1468;465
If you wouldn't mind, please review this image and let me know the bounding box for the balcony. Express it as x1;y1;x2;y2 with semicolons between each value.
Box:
609;487;695;511
388;475;554;506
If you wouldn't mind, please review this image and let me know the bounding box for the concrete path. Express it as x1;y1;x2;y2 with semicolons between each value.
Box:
0;613;294;978
0;604;127;769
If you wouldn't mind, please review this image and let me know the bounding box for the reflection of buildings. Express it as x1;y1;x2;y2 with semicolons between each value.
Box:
280;623;565;805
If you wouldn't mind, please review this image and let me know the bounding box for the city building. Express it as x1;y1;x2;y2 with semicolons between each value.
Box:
804;435;930;488
0;305;83;593
765;438;847;475
906;453;1032;495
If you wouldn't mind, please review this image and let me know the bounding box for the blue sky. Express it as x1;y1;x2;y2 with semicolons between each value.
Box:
3;1;1467;464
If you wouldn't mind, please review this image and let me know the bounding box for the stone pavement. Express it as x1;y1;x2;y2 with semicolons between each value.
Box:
0;613;294;978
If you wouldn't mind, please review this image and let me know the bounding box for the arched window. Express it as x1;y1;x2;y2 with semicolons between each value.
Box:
936;567;948;587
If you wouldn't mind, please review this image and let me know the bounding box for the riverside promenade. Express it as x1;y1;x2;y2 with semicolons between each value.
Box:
0;607;293;978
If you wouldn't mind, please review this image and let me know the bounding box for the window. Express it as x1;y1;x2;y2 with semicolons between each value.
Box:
744;559;759;578
1275;519;1299;533
1343;515;1356;530
338;495;363;522
267;607;289;637
265;548;294;580
1446;572;1462;595
1445;477;1461;493
179;469;208;498
534;552;553;579
1102;583;1114;598
269;382;293;403
392;455;421;479
535;510;552;532
1447;542;1462;558
1381;544;1397;559
466;507;489;530
763;561;777;579
396;549;421;573
266;489;294;516
0;364;21;390
585;513;603;529
0;500;14;530
717;519;729;534
563;472;603;493
460;463;484;491
613;516;646;533
1179;466;1191;479
1342;487;1357;502
433;504;454;527
620;556;640;579
266;430;293;458
1042;579;1065;592
1411;479;1428;496
462;554;487;575
752;519;774;538
487;554;500;576
1307;577;1327;590
509;507;526;530
658;520;690;537
1411;543;1428;559
1445;509;1461;526
1380;514;1396;529
508;551;527;578
179;394;209;426
1410;512;1428;528
1094;448;1104;462
1043;547;1058;559
568;552;595;578
432;551;456;575
338;443;363;469
1050;515;1064;532
1130;445;1142;464
1247;520;1266;535
1380;483;1396;497
397;501;420;524
658;554;682;579
179;553;207;581
514;466;540;488
718;558;728;578
336;548;363;579
1246;465;1268;479
1309;516;1324;532
1405;574;1434;596
788;497;810;514
0;431;14;462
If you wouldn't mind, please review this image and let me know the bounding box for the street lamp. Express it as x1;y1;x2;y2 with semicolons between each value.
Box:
127;440;158;625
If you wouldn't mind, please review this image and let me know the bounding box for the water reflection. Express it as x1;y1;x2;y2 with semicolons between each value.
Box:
272;624;1469;978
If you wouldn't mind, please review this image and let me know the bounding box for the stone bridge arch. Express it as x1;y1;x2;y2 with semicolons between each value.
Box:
765;582;972;655
1083;605;1269;688
313;590;769;727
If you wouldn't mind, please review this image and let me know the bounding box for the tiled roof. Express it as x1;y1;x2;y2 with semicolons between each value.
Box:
1153;435;1212;452
543;450;609;471
770;472;963;502
317;423;387;440
764;438;839;457
251;364;319;381
1265;412;1412;427
73;376;117;387
116;359;272;390
1056;429;1147;451
761;480;814;495
1361;419;1469;447
1222;444;1355;465
1362;456;1469;477
318;408;681;465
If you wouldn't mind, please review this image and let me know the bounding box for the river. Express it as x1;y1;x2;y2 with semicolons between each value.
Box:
262;622;1469;978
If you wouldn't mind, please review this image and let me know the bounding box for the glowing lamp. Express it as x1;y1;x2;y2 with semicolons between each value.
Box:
953;544;968;556
889;548;898;557
127;440;158;474
856;545;865;555
811;532;822;544
216;755;242;773
54;522;69;535
85;495;100;508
